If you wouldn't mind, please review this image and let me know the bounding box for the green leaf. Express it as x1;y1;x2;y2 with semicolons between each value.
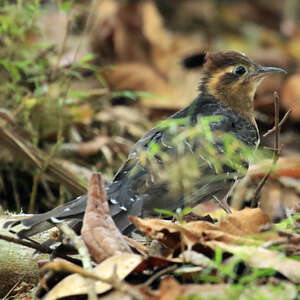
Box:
154;208;175;217
59;1;72;12
181;207;193;215
80;53;95;64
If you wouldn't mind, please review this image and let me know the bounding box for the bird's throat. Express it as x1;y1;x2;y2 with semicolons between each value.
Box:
200;76;258;128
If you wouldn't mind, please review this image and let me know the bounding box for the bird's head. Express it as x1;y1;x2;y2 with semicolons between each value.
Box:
186;50;286;125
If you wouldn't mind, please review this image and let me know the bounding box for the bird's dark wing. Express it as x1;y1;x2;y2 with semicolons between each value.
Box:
104;112;250;233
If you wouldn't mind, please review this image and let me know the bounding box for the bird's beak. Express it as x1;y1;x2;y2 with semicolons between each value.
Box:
252;66;287;78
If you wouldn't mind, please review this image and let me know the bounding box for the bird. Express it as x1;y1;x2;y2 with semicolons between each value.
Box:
5;50;286;239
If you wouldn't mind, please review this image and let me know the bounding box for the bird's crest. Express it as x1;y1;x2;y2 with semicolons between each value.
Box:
182;50;253;71
182;51;207;69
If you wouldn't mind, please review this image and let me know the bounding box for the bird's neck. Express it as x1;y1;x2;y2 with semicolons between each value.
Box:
188;92;259;147
199;81;257;129
219;92;256;128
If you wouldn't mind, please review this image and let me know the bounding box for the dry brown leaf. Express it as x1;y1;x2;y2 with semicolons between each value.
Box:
102;62;172;102
129;216;207;251
92;0;152;64
81;173;131;263
157;277;227;300
129;208;271;254
43;254;143;300
183;208;272;245
208;241;300;283
92;0;201;110
217;207;270;236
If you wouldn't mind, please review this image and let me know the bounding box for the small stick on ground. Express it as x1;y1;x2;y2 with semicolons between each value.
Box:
2;275;25;300
43;259;150;300
0;233;52;254
143;265;178;287
51;219;97;300
213;195;232;214
252;92;286;207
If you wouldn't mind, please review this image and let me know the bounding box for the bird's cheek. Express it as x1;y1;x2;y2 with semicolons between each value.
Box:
249;78;264;99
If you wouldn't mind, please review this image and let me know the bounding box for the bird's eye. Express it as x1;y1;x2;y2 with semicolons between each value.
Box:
233;65;247;76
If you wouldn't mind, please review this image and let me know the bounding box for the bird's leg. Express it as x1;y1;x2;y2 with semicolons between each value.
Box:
212;179;239;214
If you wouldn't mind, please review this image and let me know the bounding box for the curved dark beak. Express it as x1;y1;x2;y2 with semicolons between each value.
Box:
253;66;287;78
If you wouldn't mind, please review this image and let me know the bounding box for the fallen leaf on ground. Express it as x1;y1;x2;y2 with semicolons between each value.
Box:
129;208;272;256
157;277;227;300
81;173;131;263
218;207;270;236
43;254;143;300
92;0;202;110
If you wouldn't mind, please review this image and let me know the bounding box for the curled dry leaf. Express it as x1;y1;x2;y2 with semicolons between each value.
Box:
129;216;207;251
218;207;270;236
208;241;300;283
81;173;131;263
129;208;272;254
43;254;143;300
157;277;227;300
92;0;202;110
101;62;173;107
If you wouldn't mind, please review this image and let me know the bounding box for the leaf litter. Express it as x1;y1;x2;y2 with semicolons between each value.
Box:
40;175;300;299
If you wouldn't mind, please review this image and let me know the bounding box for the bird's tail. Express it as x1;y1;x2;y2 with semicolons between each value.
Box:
4;182;136;239
4;195;88;238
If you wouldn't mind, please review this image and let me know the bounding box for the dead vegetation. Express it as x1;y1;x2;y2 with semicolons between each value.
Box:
1;0;300;299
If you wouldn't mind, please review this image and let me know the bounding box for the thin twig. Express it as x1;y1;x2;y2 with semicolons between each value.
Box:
143;265;177;286
9;170;21;212
0;124;87;195
274;91;280;156
263;109;291;137
252;92;282;207
213;195;232;214
0;108;15;123
44;259;149;300
251;170;272;208
50;3;73;81
72;0;97;63
2;275;25;300
28;173;40;213
0;233;52;253
262;238;288;249
51;219;97;300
